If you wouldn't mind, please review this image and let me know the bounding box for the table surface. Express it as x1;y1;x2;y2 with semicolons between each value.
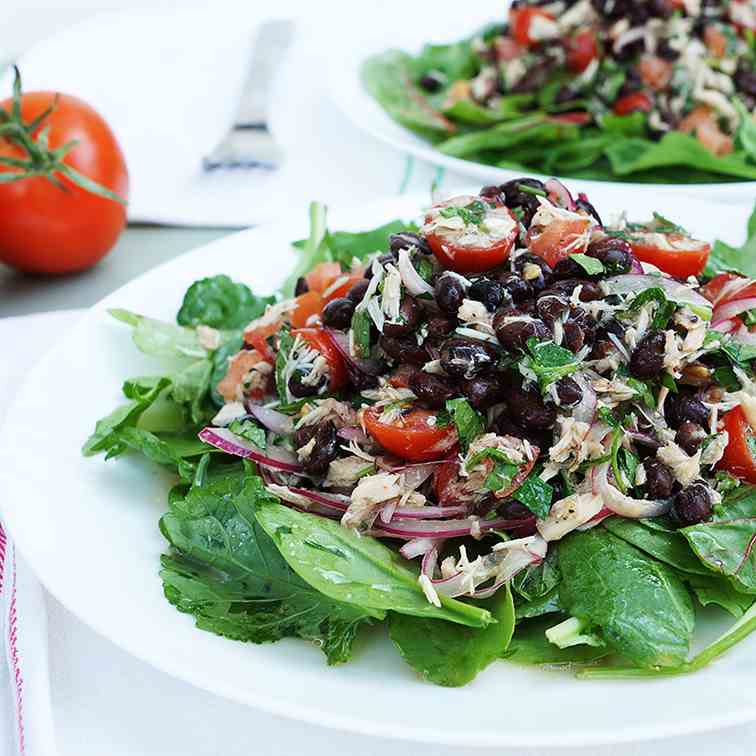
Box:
0;226;232;318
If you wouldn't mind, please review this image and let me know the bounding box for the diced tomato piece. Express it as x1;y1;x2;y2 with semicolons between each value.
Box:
630;234;710;278
305;261;341;294
639;55;673;91
217;350;270;402
364;407;458;462
613;91;653;116
292;327;348;391
510;7;555;46
719;406;756;483
566;29;598;73
290;290;324;328
526;217;591;267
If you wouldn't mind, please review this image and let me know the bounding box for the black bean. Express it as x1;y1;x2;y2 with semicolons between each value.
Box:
389;231;432;256
469;278;510;312
419;73;443;93
479;185;505;204
321;297;355;330
553;257;587;280
439;337;498;379
347;279;369;304
462;375;506;410
575;194;602;225
288;370;325;398
426;315;458;342
380;335;430;366
409;371;456;409
555;377;582;406
303;421;339;475
734;60;756;99
586;237;632;275
536;293;570;325
293;424;317;451
672;481;712;526
675;421;707;456
656;38;679;61
665;392;709;429
435;273;467;315
494;412;551;450
562;320;586;353
364;252;396;279
513;254;553;294
493;309;550;352
629;330;666;379
501;179;546;225
643;459;675;499
498;273;532;303
507;384;556;430
294;276;309;296
383;296;423;338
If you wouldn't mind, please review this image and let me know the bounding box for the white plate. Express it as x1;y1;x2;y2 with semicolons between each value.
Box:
327;1;756;205
1;191;755;748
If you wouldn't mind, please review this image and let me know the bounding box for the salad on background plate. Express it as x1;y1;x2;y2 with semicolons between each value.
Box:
85;177;756;686
362;0;756;183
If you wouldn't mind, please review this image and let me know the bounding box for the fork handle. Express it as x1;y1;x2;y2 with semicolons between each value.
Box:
234;19;294;128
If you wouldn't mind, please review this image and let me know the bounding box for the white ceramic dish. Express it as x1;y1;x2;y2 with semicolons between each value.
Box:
1;191;755;748
327;1;756;206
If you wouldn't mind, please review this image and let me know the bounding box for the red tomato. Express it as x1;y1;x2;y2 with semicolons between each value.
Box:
322;272;363;304
0;89;128;274
510;7;555;46
613;91;653;116
290;291;324;328
424;198;518;274
638;55;673;91
702;273;756;306
292;328;348;391
526;217;591;267
305;262;341;294
566;29;598;73
719;407;756;483
433;457;462;505
363;407;458;462
630;234;710;278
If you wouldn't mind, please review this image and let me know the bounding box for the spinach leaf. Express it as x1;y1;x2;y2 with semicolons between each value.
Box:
445;397;484;453
603;517;710;576
254;500;492;628
685;572;755;618
114;428;209;479
512;548;561;602
177;274;274;330
227;418;266;449
389;585;515;687
82;377;171;456
681;485;756;594
515;587;563;620
704;201;756;277
109;309;208;360
160;473;378;665
412;39;479;81
512;471;553;518
559;529;695;667
735;99;756;161
504;616;610;665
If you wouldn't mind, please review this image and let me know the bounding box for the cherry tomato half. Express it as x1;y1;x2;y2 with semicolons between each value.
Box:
290;291;324;328
566;29;598;73
630;233;711;278
292;327;348;391
613;91;653;116
719;406;756;483
510;7;555;46
423;197;518;274
363;407;458;462
526;216;592;267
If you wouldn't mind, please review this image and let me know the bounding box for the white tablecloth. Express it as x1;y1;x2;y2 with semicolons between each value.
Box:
2;312;756;756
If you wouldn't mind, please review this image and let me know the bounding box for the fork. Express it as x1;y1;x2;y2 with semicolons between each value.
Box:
203;19;294;171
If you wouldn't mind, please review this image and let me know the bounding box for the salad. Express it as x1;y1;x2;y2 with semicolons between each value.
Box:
363;0;756;182
84;178;756;686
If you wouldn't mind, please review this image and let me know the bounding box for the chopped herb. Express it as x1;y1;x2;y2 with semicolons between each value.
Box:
484;460;519;492
466;446;515;470
228;419;267;450
523;338;579;390
625;377;655;409
275;327;295;402
625;287;676;330
650;212;687;235
439;200;487;226
446;397;485;452
415;254;435;284
351;308;372;359
569;253;604;276
516;182;547;198
713;470;741;496
661;373;678;394
512;472;553;518
714;365;741;392
597;406;620;427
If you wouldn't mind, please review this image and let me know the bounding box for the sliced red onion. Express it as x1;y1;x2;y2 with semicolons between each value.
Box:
373;515;535;539
545;178;575;211
575;506;613;531
245;403;293;435
712;318;738;333
400;537;441;560
323;328;384;376
571;373;597;425
286;487;349;512
337;426;371;444
710;276;755;306
397;247;434;297
592;462;671;518
379;498;398;524
733;326;756;346
603;274;711;311
714;297;756;323
198;427;303;473
421;540;443;578
629;255;644;274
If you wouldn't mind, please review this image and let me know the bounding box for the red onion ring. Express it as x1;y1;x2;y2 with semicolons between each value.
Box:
198;427;303;473
545;178;575;211
714;297;756;323
245;403;293;435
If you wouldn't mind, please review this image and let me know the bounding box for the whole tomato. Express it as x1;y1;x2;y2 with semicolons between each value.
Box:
0;70;128;274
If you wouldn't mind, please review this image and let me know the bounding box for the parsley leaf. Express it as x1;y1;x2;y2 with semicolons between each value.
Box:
569;253;604;276
446;397;485;452
439;200;488;226
227;419;266;449
275;327;295;402
512;472;553;518
351;308;372;359
523;338;579;390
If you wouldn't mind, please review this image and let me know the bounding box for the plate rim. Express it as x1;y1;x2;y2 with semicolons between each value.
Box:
2;193;756;748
